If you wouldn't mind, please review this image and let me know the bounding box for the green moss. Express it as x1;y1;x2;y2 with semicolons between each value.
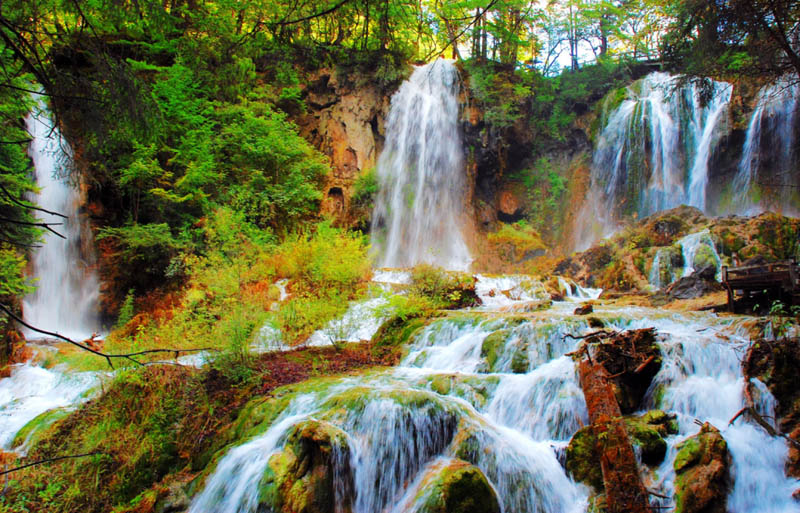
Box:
510;344;529;374
11;408;70;449
480;329;511;371
565;426;603;491
623;411;676;465
372;314;434;347
415;459;501;513
673;437;701;472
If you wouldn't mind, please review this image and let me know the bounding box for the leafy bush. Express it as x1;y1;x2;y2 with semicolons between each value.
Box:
409;264;480;309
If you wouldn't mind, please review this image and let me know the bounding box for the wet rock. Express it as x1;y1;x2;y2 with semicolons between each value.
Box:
574;304;593;315
155;479;191;513
665;266;723;300
624;410;678;465
413;459;501;513
744;337;800;435
673;422;730;513
566;425;604;491
259;420;351;513
566;410;678;491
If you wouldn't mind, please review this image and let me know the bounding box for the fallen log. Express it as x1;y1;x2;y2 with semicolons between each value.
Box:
578;359;652;513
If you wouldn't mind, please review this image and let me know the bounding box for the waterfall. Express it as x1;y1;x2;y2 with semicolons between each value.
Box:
22;103;101;340
573;73;732;251
729;77;799;216
370;60;471;270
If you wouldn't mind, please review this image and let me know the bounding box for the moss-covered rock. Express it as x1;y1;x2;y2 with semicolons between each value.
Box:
259;419;351;513
673;423;730;513
372;314;434;347
11;407;70;450
480;329;511;372
624;410;678;465
410;265;482;309
413;459;501;513
565;425;604;491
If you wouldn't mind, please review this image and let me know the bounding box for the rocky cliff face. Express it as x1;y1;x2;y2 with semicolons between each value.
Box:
294;69;394;225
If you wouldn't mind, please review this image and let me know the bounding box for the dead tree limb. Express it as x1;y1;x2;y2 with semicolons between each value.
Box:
0;451;105;476
0;183;68;218
0;303;216;370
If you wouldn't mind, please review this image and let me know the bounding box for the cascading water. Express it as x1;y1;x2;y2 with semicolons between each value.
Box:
370;60;471;270
573;73;732;251
649;229;722;289
187;290;800;512
22;102;100;340
729;77;799;216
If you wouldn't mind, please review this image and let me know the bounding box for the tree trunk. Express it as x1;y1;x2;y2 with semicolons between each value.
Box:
578;359;652;513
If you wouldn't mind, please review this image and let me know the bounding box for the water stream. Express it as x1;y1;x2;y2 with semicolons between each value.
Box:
371;60;471;270
189;288;799;512
573;73;732;251
22;103;101;340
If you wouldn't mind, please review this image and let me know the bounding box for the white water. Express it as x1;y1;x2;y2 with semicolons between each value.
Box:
22;103;101;340
190;298;799;512
730;77;799;216
574;73;732;250
649;229;721;289
371;60;472;270
0;359;100;450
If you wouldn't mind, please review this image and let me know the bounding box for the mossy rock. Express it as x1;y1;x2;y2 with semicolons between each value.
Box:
480;329;511;372
414;459;501;513
691;243;719;272
673;423;730;513
372;314;434;347
565;425;603;491
259;419;351;513
509;344;530;374
11;407;70;449
624;410;678;466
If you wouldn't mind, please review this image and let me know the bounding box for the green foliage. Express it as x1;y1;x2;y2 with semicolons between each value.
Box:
409;265;479;309
487;220;547;263
352;167;378;209
115;289;136;329
513;157;568;241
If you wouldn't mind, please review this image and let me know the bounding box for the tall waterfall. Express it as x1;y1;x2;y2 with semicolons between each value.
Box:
573;73;732;251
729;77;799;216
22;103;100;340
371;60;471;270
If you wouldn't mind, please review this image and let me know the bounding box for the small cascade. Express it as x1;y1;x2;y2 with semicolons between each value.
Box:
557;277;603;301
371;60;471;270
573;73;732;250
189;292;799;512
22;103;101;340
0;358;100;450
730;77;800;216
648;229;721;289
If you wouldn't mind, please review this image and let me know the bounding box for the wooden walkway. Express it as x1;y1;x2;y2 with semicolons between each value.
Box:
722;260;800;313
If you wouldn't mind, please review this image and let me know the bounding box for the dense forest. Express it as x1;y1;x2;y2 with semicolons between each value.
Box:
0;1;799;512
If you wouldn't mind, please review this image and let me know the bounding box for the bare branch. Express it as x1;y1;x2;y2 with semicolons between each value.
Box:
0;451;105;476
0;303;216;370
0;184;68;219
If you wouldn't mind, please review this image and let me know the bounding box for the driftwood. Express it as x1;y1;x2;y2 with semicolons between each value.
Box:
578;359;652;513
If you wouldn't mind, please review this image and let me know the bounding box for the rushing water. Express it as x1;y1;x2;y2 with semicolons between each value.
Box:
22;103;101;340
0;355;100;451
729;77;799;216
573;73;732;250
649;229;722;289
370;60;471;270
188;285;800;512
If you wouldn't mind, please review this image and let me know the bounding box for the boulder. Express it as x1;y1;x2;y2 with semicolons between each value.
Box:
259;420;351;513
665;266;723;300
413;459;501;513
673;423;730;513
574;304;593;315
